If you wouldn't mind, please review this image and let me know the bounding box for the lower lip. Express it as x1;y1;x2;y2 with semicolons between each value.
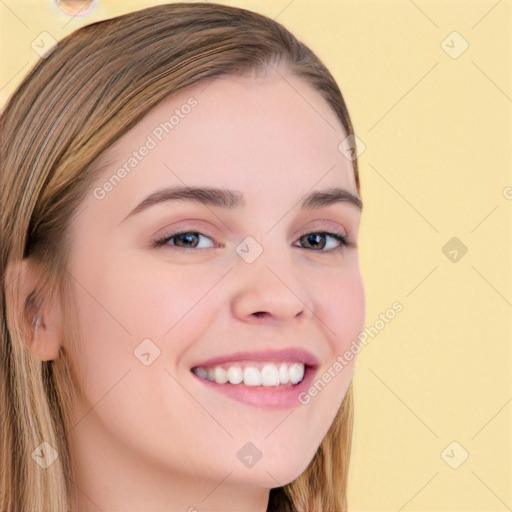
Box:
191;365;317;410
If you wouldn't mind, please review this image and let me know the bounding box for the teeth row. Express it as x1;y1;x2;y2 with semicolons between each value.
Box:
193;362;305;387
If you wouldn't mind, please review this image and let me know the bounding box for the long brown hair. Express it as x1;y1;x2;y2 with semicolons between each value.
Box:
0;3;360;511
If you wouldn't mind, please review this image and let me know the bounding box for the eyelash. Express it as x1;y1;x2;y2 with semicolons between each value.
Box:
150;229;351;253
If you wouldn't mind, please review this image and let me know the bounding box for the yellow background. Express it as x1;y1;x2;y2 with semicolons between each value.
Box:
1;1;510;510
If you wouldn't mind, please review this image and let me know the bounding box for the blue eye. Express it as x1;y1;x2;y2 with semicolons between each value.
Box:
151;230;350;253
152;231;214;250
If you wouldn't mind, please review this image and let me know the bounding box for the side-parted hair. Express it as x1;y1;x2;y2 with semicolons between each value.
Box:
0;3;360;511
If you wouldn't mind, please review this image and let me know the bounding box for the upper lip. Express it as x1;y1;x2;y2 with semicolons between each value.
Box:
191;348;320;369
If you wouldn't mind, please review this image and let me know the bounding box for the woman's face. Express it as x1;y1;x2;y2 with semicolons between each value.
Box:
66;64;365;507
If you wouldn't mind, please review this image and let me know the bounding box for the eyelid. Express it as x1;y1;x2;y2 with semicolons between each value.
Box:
149;218;220;239
299;219;348;238
151;216;348;239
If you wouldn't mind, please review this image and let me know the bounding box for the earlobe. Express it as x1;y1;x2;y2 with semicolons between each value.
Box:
5;258;61;361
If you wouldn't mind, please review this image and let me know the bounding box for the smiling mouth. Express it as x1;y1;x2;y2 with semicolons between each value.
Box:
191;360;307;387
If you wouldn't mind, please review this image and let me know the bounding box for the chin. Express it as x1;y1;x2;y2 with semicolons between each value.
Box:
228;453;313;488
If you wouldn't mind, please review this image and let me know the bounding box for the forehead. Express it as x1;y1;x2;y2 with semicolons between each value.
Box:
90;67;357;217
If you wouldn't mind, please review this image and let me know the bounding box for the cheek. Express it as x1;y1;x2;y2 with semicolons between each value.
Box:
70;255;218;389
78;251;216;337
336;278;365;348
67;256;215;454
314;264;366;353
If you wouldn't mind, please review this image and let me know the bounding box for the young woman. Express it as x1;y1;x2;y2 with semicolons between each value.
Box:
0;3;365;511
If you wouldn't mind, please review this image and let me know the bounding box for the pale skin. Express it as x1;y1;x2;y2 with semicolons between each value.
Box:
15;63;365;511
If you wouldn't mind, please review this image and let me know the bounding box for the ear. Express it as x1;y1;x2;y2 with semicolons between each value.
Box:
5;258;62;361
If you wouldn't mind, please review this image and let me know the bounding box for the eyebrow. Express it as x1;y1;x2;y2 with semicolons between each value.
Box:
121;185;362;222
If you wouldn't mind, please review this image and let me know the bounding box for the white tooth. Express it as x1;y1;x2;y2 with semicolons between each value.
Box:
261;364;280;386
289;363;305;384
227;366;243;384
196;362;305;386
279;363;289;385
213;366;228;384
243;367;262;386
194;367;208;379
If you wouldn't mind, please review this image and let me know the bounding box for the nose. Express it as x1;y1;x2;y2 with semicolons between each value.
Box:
230;249;314;325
